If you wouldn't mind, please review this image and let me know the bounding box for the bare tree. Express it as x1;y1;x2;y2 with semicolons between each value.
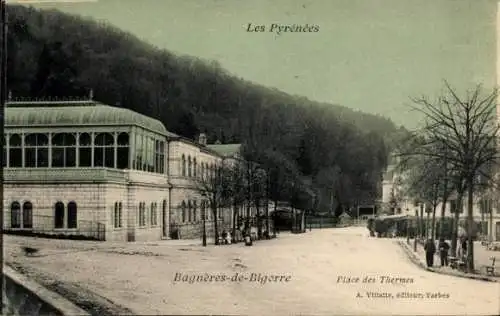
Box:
192;160;234;245
403;82;499;272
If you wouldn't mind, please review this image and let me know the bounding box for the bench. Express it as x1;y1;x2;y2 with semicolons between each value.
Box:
484;257;496;276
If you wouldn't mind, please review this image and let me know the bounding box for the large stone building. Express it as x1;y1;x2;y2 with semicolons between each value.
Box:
2;99;240;242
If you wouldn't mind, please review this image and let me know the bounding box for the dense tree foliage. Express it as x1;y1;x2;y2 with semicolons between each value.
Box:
6;5;399;212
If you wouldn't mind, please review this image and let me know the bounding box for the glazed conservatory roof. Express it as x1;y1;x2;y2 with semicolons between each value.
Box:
5;101;169;135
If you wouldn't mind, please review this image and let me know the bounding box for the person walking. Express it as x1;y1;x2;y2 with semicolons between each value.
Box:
461;237;468;261
438;238;450;267
424;238;436;268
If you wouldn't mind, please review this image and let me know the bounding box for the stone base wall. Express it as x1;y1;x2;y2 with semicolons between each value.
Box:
3;181;170;242
2;266;88;316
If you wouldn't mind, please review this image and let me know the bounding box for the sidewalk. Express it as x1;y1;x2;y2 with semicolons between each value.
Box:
397;239;499;283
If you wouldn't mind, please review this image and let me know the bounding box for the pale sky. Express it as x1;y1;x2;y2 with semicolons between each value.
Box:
25;0;497;128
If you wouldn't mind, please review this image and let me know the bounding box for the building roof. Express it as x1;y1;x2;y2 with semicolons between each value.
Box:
206;144;242;157
5;101;170;136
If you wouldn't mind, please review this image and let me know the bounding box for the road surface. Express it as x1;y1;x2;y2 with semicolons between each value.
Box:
4;227;500;315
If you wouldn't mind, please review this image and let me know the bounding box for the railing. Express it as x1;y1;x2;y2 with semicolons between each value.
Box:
305;216;337;229
4;215;105;241
4;167;127;183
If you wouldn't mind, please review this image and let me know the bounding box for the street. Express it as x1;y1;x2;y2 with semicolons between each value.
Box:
4;227;500;315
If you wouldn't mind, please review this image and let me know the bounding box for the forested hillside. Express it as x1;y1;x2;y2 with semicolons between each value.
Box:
5;5;400;213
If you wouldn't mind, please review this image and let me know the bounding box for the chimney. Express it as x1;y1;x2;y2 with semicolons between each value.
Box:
198;133;207;146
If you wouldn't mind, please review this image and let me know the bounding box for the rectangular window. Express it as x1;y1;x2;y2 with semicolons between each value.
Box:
79;147;92;167
117;147;129;169
52;148;65;167
25;148;36;167
66;148;76;167
2;147;6;167
105;147;114;168
38;148;49;167
94;147;104;167
9;148;22;167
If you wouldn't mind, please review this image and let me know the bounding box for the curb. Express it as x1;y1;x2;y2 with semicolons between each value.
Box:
396;241;498;283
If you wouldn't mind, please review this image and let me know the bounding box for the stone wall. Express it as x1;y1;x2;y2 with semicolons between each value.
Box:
2;265;88;316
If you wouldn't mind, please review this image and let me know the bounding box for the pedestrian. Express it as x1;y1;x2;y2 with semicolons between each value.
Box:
438;238;450;267
461;238;468;261
424;238;436;268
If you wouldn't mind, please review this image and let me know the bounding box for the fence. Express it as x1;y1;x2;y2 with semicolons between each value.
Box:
305;216;337;229
4;215;105;241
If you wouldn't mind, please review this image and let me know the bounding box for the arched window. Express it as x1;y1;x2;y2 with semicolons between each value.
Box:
54;202;65;228
22;201;33;229
200;163;205;179
67;202;77;228
114;202;118;228
181;155;186;177
52;133;76;167
139;202;146;226
10;201;21;228
117;133;129;169
181;201;186;222
150;202;157;226
114;202;122;228
9;134;22;167
193;158;197;178
78;133;92;167
188;200;192;222
188;156;192;177
162;199;167;224
25;133;49;167
193;201;197;222
118;202;123;227
94;133;114;168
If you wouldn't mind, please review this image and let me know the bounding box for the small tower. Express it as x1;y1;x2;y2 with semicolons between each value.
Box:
198;133;207;146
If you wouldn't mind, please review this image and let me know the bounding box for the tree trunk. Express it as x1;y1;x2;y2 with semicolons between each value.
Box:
466;180;475;272
431;204;437;241
426;208;431;239
232;200;238;241
212;202;219;245
451;192;463;257
419;204;424;238
439;195;448;239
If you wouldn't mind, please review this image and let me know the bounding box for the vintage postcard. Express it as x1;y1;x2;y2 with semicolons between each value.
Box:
1;0;499;315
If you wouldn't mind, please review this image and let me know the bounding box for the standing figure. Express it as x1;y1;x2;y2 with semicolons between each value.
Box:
461;237;468;261
424;238;436;267
438;238;450;267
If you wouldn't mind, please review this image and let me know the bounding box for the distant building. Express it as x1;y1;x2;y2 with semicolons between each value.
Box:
381;154;411;215
2;99;239;242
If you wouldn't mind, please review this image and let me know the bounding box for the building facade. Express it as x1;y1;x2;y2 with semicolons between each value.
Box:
3;99;238;242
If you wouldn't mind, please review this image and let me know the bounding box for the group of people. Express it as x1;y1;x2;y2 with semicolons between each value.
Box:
424;237;468;268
